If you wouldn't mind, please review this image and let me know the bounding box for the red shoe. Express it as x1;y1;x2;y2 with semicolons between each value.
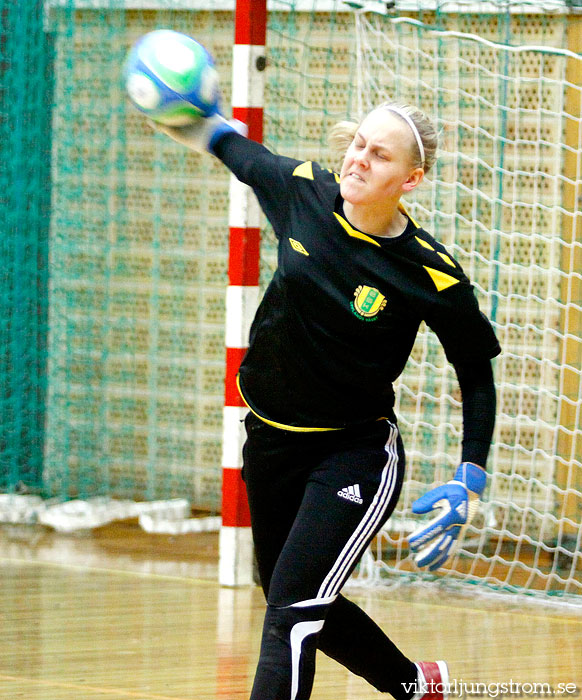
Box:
413;661;449;700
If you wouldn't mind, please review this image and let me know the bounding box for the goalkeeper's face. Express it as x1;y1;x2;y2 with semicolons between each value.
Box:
339;109;423;207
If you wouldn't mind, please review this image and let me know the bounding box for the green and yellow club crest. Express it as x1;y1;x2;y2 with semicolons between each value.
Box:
351;285;387;321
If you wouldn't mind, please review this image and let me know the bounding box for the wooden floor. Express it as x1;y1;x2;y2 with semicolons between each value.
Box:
0;522;580;699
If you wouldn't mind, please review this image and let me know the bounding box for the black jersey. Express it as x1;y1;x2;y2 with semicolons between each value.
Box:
213;133;501;431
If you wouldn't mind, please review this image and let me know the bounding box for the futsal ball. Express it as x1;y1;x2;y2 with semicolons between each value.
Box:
124;30;219;125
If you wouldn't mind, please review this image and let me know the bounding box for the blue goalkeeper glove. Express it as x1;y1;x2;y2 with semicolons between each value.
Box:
408;462;487;571
150;112;248;154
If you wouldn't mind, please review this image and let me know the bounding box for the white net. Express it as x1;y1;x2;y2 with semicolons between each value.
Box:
5;0;579;601
347;5;582;604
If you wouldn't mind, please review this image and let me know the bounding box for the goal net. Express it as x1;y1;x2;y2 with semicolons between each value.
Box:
263;0;582;603
335;1;582;602
0;0;580;602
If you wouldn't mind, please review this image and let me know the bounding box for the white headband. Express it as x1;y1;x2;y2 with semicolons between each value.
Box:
385;106;425;168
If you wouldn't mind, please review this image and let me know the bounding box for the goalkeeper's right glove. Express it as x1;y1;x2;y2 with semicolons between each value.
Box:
151;113;248;154
408;462;486;571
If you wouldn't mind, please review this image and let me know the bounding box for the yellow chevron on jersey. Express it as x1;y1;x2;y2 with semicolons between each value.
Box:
415;235;434;251
289;238;310;256
438;251;456;268
423;266;460;292
293;161;314;180
415;232;456;269
399;202;420;228
334;212;381;247
326;169;341;183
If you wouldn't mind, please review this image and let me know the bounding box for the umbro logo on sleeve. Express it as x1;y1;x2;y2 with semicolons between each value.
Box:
337;484;363;505
289;238;310;256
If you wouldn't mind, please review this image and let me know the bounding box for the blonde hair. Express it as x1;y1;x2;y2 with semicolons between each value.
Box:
328;101;438;174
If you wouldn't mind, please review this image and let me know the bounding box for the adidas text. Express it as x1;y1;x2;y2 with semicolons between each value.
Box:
338;485;363;505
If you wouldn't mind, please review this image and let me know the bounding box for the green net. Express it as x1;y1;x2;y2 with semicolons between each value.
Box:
1;5;238;510
0;1;51;495
43;8;236;509
0;1;361;514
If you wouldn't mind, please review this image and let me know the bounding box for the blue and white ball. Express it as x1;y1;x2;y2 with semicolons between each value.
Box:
124;30;219;125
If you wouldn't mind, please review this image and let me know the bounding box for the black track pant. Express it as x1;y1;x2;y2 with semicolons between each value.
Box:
242;412;417;700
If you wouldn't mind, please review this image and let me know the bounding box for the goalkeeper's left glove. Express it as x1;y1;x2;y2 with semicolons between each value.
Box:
408;462;487;571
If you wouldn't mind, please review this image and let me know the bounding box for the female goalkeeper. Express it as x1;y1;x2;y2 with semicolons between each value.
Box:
155;96;500;700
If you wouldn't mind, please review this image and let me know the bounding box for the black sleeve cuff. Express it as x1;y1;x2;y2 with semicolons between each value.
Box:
454;359;497;468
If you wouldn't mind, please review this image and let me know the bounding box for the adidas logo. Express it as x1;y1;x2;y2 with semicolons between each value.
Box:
337;484;363;505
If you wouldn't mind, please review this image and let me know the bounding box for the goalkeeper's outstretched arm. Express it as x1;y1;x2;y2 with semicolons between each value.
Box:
153;115;304;238
147;40;304;227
